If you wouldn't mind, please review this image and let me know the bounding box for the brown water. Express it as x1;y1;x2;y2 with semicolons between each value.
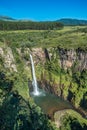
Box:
31;90;72;116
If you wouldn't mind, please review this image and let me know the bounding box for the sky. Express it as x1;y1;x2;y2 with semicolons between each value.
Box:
0;0;87;21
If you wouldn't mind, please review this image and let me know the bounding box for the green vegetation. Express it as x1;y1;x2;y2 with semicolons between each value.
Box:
0;69;58;130
44;49;87;109
0;26;87;50
0;20;63;30
0;26;87;129
61;112;87;130
55;110;87;130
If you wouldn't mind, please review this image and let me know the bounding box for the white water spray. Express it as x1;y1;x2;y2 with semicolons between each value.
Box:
30;54;39;95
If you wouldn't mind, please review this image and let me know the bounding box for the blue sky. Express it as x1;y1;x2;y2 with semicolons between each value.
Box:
0;0;87;21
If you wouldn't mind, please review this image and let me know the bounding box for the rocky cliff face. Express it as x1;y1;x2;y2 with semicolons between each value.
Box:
58;48;87;70
0;47;17;72
1;47;87;72
30;47;87;71
29;47;87;106
45;47;87;71
0;47;87;101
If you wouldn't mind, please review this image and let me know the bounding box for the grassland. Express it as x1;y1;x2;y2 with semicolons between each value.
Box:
0;26;87;50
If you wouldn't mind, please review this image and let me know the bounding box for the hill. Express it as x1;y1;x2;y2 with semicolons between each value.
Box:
0;15;15;21
57;18;87;26
0;15;87;26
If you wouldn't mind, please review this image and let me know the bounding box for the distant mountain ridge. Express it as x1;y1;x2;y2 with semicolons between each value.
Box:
57;18;87;25
0;16;15;21
0;15;87;26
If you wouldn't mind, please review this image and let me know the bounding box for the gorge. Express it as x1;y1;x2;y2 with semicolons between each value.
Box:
0;27;87;129
0;47;87;106
30;53;73;120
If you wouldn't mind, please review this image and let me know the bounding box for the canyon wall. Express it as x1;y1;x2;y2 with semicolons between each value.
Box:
0;47;87;108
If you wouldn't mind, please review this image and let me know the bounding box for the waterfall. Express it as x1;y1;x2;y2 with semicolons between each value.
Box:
30;54;39;95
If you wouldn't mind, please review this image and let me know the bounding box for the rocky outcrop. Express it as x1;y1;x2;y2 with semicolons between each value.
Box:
54;110;68;128
58;48;87;70
31;48;46;64
0;47;17;72
45;47;87;71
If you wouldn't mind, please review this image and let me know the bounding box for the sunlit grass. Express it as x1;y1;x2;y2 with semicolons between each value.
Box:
0;26;87;50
